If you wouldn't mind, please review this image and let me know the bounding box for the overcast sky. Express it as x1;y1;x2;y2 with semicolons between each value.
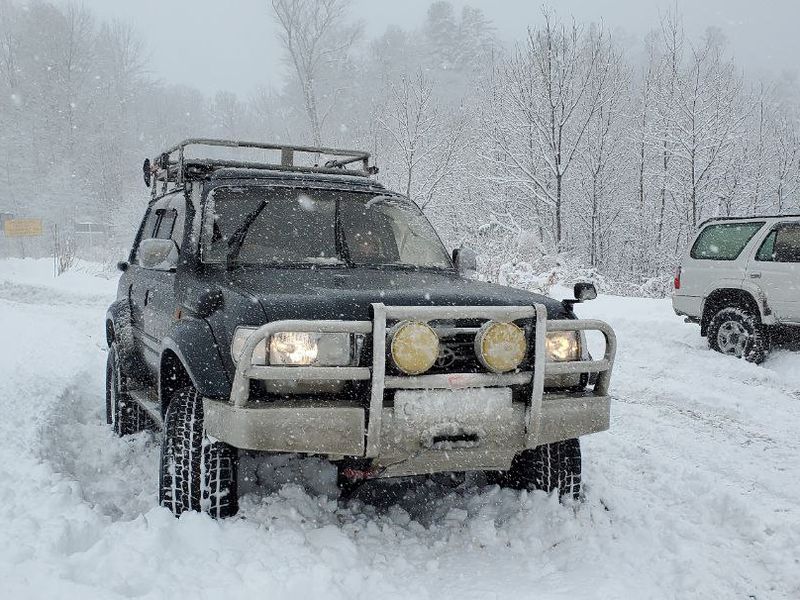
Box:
75;0;800;96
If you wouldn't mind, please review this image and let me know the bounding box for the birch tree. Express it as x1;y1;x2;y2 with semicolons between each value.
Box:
483;11;615;253
271;0;360;145
377;72;466;210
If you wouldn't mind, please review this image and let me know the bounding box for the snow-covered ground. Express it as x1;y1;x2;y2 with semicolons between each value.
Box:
0;258;798;599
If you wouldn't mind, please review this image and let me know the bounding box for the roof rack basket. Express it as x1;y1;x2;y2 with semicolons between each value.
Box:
144;138;378;197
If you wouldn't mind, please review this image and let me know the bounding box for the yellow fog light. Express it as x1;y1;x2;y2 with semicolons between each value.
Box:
390;320;440;375
545;331;580;362
475;321;527;373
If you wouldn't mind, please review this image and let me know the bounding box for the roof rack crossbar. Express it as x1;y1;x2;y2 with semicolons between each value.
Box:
700;214;800;226
145;138;378;198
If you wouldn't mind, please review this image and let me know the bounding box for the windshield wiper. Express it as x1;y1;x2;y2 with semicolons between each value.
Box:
351;263;452;272
334;199;353;267
226;200;269;268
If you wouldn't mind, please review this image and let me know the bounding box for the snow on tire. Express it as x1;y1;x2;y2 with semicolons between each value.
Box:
159;386;238;518
707;306;769;364
106;344;149;435
501;438;582;501
111;299;138;375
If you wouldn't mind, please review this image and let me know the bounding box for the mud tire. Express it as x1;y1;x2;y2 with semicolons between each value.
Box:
159;387;238;518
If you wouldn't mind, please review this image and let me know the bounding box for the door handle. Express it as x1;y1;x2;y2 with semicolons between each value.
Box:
749;272;761;279
144;289;152;306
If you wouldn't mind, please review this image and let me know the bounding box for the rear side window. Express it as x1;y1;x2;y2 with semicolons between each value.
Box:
755;231;776;261
690;222;765;260
773;225;800;262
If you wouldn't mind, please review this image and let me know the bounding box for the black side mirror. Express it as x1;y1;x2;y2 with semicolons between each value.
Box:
117;260;129;272
563;282;597;310
143;158;151;188
574;282;597;302
453;247;477;276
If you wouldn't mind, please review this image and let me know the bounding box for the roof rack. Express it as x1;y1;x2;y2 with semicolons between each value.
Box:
144;138;378;197
700;213;800;226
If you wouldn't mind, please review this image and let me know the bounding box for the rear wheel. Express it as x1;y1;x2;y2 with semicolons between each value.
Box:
493;439;582;501
106;344;149;436
707;306;769;364
159;386;238;518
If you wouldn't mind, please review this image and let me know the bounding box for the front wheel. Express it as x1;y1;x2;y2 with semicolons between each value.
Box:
492;439;582;501
707;306;769;364
159;387;238;518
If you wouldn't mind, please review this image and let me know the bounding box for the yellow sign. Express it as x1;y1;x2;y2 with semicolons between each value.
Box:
3;218;43;237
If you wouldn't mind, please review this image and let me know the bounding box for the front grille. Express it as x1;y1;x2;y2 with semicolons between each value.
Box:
430;334;483;374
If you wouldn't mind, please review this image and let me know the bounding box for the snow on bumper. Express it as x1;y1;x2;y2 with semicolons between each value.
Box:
208;303;616;473
203;391;610;474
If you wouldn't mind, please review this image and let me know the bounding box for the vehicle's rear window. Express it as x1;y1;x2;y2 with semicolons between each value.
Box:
690;222;765;260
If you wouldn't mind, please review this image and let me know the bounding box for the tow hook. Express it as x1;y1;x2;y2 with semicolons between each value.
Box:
340;465;381;482
338;461;382;499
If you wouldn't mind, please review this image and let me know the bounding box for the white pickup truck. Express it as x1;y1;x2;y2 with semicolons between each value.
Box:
672;215;800;363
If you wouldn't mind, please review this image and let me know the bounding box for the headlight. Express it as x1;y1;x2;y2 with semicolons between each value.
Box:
390;320;439;375
545;331;580;362
231;327;351;366
475;321;527;373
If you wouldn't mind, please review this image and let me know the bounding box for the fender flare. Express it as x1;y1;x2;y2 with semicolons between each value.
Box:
105;299;132;346
700;281;773;322
160;317;231;414
105;298;139;371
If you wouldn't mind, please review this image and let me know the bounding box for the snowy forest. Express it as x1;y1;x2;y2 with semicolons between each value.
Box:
1;0;799;294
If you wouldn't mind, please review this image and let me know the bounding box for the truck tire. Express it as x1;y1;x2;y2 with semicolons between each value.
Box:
159;386;238;518
498;438;582;500
106;344;149;435
707;306;769;364
108;299;143;380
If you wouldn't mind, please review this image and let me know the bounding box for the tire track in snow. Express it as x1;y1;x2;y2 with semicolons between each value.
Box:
36;376;160;522
0;280;111;308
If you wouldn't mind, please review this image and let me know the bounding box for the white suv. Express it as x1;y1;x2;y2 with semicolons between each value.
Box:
673;215;800;363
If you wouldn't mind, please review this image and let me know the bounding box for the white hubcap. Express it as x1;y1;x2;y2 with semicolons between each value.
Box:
717;320;751;357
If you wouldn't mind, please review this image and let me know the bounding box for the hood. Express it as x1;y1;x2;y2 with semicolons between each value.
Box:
224;266;569;322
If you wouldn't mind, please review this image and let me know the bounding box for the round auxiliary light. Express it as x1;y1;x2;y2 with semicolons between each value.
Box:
475;321;527;373
390;320;440;375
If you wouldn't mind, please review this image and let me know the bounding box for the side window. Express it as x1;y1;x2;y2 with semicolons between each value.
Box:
169;196;186;250
690;222;765;260
142;207;160;239
773;225;800;263
130;205;159;263
755;231;776;262
154;209;177;240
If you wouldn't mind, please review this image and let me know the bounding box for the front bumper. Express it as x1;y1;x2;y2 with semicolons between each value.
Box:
204;392;610;475
204;303;616;475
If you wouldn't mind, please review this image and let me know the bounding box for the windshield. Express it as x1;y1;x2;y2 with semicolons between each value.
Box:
200;186;453;269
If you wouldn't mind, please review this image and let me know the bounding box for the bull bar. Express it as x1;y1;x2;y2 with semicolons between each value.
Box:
207;303;616;463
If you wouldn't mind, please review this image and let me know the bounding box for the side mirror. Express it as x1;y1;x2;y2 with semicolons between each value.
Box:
453;247;477;276
143;158;152;188
117;260;129;272
138;238;178;271
574;282;597;302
